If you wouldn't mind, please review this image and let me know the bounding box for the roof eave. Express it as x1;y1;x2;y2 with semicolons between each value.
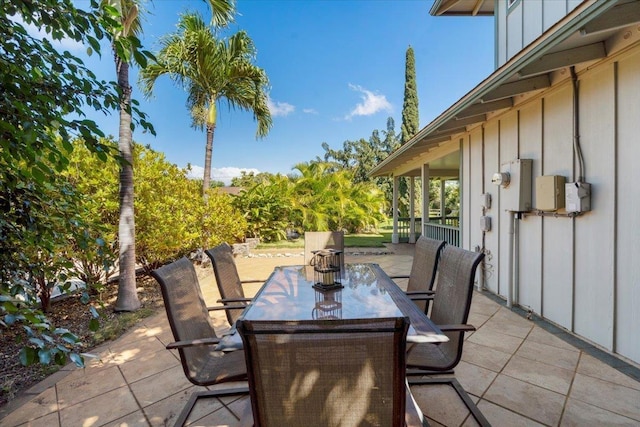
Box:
370;0;617;178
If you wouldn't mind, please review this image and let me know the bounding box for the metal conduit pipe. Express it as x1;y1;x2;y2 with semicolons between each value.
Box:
514;213;520;306
507;211;515;308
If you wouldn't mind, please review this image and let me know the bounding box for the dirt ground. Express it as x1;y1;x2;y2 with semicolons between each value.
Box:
0;275;164;407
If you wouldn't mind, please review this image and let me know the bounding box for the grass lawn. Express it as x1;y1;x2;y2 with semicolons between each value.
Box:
257;225;393;249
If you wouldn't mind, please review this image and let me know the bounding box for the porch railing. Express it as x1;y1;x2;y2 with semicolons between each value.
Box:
423;221;460;247
397;217;422;243
397;217;460;247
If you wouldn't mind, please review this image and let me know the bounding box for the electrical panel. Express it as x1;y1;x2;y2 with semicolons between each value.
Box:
565;182;591;213
535;175;565;211
495;159;533;212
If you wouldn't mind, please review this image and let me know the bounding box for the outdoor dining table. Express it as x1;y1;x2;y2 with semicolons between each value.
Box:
217;263;448;351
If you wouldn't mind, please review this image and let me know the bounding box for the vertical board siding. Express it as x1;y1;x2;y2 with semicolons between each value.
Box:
616;50;640;362
499;0;581;65
497;0;507;67
469;130;484;253
461;45;640;363
567;0;582;12
543;0;568;32
574;64;615;349
499;113;519;301
523;0;543;49
541;84;574;329
507;2;523;60
462;135;472;250
483;121;501;294
518;101;543;313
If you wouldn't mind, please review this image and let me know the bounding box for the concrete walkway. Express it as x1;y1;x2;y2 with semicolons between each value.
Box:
2;245;640;426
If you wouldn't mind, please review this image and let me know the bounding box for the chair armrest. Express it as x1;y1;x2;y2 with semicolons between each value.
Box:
216;297;252;304
389;275;410;280
206;303;248;312
437;324;476;332
408;294;434;302
240;279;264;285
166;337;221;350
406;290;435;296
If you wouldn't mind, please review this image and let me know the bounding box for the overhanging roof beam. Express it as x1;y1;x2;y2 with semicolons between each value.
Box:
519;42;606;76
581;1;640;35
436;114;486;132
472;0;486;16
481;75;551;102
431;0;460;16
413;135;452;147
455;98;513;119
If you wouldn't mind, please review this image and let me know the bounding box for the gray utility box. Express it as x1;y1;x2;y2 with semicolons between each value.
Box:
535;175;566;211
500;159;533;212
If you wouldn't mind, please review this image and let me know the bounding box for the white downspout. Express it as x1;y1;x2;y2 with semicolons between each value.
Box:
392;176;399;244
409;177;416;243
421;164;430;237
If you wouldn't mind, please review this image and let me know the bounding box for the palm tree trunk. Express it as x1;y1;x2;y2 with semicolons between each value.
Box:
202;122;216;197
115;55;141;312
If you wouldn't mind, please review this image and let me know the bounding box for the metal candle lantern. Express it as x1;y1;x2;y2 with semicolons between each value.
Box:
311;249;343;290
312;288;343;319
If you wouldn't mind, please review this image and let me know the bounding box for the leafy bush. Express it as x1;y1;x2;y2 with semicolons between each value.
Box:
134;146;248;272
291;162;385;233
134;147;202;272
201;189;248;248
233;175;292;242
1;0;153;368
64;140;119;287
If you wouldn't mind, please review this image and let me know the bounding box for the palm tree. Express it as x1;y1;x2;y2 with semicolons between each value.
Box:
140;12;272;196
107;0;236;311
102;0;142;312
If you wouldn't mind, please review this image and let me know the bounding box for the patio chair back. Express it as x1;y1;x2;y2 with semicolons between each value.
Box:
151;257;246;386
205;243;249;325
406;236;446;313
304;231;345;272
407;245;484;371
237;317;409;427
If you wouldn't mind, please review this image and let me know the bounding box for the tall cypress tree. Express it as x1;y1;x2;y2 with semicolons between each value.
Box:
401;46;419;144
396;46;420;217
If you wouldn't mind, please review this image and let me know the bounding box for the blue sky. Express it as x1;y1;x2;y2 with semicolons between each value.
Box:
80;1;495;184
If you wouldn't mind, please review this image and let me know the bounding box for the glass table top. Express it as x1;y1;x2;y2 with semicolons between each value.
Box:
216;264;448;351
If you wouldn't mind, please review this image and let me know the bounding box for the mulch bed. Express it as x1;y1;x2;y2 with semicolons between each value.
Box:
0;275;164;407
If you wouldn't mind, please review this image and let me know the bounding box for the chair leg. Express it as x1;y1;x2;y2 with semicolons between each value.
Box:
407;376;491;427
174;385;249;427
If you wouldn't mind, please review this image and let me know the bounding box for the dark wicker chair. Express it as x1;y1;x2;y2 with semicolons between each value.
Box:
205;242;264;325
151;257;248;427
405;245;491;426
304;231;345;273
237;317;426;427
390;236;446;314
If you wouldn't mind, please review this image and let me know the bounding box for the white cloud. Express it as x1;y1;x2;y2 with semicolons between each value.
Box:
303;108;318;114
186;165;260;186
345;84;392;120
267;97;295;117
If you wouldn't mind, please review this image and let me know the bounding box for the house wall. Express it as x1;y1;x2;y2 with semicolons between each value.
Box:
462;44;640;364
496;0;580;67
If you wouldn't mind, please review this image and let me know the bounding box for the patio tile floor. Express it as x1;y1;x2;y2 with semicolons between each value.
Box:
2;244;640;426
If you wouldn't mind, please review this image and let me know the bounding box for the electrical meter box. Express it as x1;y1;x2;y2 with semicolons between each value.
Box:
499;159;533;212
535;175;565;211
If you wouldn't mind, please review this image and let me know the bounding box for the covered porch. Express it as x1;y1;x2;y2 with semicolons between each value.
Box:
382;148;462;248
